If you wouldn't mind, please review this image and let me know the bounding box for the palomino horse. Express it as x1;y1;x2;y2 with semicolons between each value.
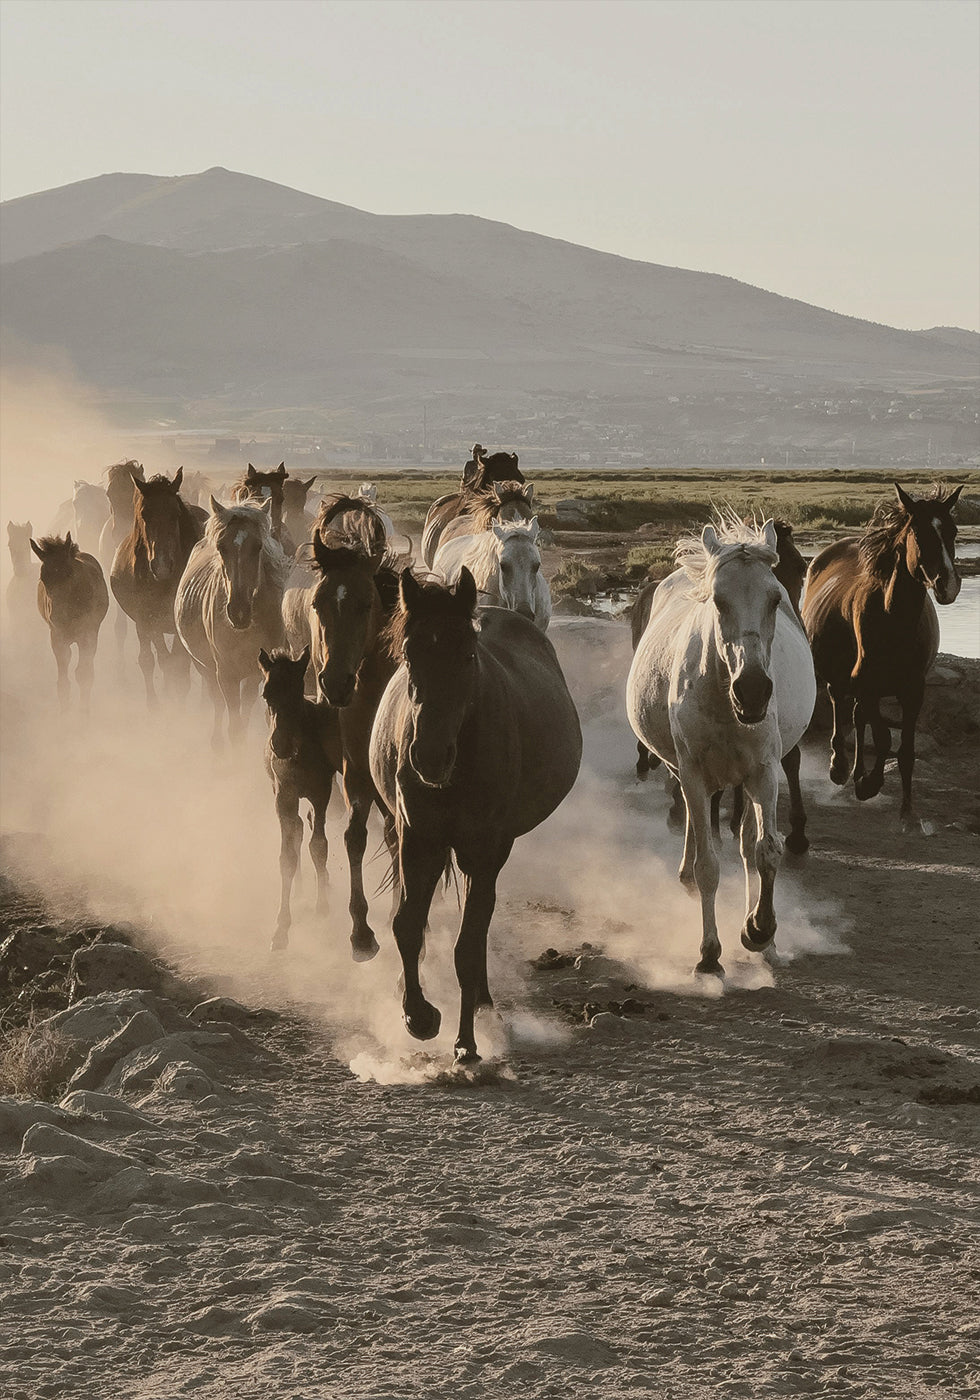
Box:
802;483;963;829
420;446;526;568
110;468;203;705
434;517;552;630
370;570;582;1062
627;519;815;975
6;521;38;637
31;534;110;712
259;647;343;949
99;461;145;658
314;493;389;556
631;519;812;853
283;531;400;959
232;462;293;553
175;499;290;745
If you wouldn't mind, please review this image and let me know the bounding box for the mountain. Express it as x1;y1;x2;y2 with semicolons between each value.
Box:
1;168;977;454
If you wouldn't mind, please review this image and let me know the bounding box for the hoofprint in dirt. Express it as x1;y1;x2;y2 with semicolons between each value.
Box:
0;619;977;1400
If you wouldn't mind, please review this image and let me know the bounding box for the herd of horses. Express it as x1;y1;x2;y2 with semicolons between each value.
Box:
3;443;964;1060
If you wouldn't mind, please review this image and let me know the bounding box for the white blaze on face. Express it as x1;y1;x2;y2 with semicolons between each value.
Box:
233;529;248;548
336;584;347;605
931;516;955;583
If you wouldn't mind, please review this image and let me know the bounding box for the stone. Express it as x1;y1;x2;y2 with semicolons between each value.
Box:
43;990;193;1047
69;943;168;1001
68;1011;169;1092
21;1123;139;1177
189;996;258;1026
58;1090;155;1127
0;927;66;983
100;1035;221;1096
0;1098;74;1152
248;1302;320;1332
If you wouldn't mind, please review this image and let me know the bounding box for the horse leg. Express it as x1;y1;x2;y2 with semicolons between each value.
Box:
710;791;721;840
677;766;723;975
781;744;809;854
271;788;302;951
168;637;192;703
666;773;686;831
828;684;853;785
202;667;224;749
380;803;401;922
135;623;158;707
74;633;97;716
392;828;447;1042
51;633;71;711
896;680;925;831
740;764;783;952
309;795;330;917
342;764;380;962
854;694;890;801
452;858;507;1063
636;742;658;780
678;798;697;897
218;668;244;744
729;785;744;841
240;670;261;736
113;604;127;672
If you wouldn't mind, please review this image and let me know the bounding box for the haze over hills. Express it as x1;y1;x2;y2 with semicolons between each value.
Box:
1;167;977;462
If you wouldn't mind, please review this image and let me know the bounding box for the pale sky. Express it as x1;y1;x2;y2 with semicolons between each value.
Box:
1;0;978;331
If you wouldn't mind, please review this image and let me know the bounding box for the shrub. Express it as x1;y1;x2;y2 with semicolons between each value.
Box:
0;1014;77;1100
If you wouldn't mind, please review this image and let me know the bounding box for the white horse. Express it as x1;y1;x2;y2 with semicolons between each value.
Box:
433;517;551;631
626;518;815;974
175;498;290;745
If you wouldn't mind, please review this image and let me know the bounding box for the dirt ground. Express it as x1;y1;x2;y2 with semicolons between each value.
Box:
1;615;978;1400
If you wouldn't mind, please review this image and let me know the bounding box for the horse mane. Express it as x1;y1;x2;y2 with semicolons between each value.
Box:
675;515;779;601
315;494;389;556
384;575;476;660
128;475;201;572
35;534;79;558
464;481;531;530
231;465;287;501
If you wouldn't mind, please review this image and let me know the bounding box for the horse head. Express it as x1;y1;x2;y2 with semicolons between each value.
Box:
30;533;80;590
395;568;479;788
702;520;782;727
209;497;273;630
491;517;542;621
259;646;311;759
310;532;383;708
894;483;963;606
133;469;186;582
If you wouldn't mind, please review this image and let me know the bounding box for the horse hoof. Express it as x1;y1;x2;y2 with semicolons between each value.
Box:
404;1001;441;1042
454;1045;482;1065
829;761;849;786
351;936;380;963
694;959;725;980
679;875;698;901
270;931;288;953
854;773;883;801
666;810;685;832
741;924;775;952
784;831;810;856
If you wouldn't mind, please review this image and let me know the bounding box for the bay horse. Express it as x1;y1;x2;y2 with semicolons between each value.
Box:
175;499;290;745
282;475;319;549
110;468;203;705
370;569;583;1062
31;534;110;712
802;483;963;829
258;646;343;949
284;530;401;959
627;519;815;975
421;446;526;568
232;462;294;553
434;517;552;630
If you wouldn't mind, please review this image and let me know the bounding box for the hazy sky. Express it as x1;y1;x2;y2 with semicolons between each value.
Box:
1;0;977;331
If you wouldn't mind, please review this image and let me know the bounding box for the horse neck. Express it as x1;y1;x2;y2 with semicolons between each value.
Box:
9;542;31;577
882;544;926;620
45;560;95;622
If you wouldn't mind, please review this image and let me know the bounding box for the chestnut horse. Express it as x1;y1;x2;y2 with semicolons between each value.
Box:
802;483;963;828
31;534;109;712
370;570;582;1062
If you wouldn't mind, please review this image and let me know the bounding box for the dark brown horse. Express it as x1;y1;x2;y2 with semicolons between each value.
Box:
110;468;203;704
632;518;811;853
287;531;401;959
420;446;525;568
258;646;343;949
370;570;583;1062
31;534;109;711
802;483;963;828
282;475;319;549
233;462;293;553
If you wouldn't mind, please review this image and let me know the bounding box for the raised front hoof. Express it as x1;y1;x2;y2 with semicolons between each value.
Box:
694;958;725;980
784;830;810;856
454;1044;482;1066
350;933;380;963
404;1000;441;1042
740;918;775;952
854;772;883;802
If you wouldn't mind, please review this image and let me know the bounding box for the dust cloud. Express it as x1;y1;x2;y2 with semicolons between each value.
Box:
1;393;850;1083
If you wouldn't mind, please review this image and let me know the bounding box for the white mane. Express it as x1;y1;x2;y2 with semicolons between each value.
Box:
675;514;779;601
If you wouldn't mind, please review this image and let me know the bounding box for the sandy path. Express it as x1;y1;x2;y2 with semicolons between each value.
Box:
1;619;978;1399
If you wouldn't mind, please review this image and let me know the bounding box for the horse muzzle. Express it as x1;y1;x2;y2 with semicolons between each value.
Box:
731;671;773;726
933;573;961;606
409;739;457;789
515;603;535;622
226;601;254;630
318;671;357;708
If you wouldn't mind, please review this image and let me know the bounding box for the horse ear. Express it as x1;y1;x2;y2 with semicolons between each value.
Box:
701;524;721;556
302;477;317;490
276;462;286;477
491;520;507;540
258;497;273;516
894;482;916;514
258;648;272;673
454;565;477;615
944;484;964;510
209;494;230;522
762;518;778;554
523;483;534;503
246;463;257;478
529;516;541;542
30;538;44;559
130;468;147;493
399;568;422;613
171;466;183;491
65;531;73;549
